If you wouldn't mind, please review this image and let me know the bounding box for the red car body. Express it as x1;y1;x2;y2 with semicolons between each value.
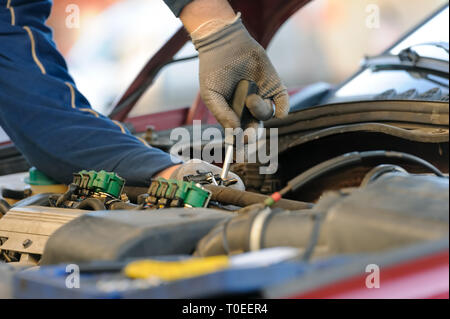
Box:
113;0;449;299
0;0;447;299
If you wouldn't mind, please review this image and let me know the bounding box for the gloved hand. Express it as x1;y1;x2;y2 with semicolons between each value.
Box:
170;159;245;190
192;14;290;129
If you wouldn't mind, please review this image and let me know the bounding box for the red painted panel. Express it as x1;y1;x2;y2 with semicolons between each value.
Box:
288;250;449;299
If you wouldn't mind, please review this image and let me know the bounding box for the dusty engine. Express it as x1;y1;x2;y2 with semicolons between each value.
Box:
0;151;447;267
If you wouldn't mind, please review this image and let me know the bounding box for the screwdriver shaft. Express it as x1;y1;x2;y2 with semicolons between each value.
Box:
221;143;234;180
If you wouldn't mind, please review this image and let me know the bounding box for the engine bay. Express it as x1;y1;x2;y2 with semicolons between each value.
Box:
0;146;448;266
0;99;448;298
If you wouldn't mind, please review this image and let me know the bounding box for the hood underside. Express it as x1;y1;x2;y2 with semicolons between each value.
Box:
112;0;312;122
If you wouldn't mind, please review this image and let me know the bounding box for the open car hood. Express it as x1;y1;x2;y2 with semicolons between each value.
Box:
111;0;312;122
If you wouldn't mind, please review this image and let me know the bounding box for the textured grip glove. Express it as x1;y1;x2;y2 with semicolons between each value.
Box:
170;159;245;190
192;16;290;129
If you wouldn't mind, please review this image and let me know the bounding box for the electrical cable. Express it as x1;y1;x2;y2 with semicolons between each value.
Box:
264;150;446;207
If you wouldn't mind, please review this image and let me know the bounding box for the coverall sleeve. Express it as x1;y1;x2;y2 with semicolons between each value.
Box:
0;0;182;186
163;0;195;17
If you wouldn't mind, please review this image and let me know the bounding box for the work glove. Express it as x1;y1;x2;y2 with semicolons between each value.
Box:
192;14;290;130
170;159;245;190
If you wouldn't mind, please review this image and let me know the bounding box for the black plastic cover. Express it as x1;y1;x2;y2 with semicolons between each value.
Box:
41;208;232;265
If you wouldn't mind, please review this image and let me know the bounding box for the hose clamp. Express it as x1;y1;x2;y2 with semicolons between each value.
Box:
249;207;273;251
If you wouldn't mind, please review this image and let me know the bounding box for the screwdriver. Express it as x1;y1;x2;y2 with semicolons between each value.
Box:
220;80;261;182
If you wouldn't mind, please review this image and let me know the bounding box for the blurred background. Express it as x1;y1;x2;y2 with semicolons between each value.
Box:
46;0;448;116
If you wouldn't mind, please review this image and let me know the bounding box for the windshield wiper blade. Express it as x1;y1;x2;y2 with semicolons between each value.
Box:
362;43;449;76
406;42;449;54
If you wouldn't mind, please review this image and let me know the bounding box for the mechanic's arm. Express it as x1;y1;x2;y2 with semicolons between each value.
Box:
165;0;290;129
0;0;180;185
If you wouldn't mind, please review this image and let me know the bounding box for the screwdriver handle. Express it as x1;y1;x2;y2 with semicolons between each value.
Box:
231;80;260;129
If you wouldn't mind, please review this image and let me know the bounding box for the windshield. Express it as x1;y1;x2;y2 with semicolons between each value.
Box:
390;6;449;61
332;5;449;101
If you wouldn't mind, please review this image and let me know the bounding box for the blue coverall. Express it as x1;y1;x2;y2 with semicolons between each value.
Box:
0;0;194;186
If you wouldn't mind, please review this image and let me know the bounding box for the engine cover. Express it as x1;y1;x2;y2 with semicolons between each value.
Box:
0;206;86;264
41;208;232;265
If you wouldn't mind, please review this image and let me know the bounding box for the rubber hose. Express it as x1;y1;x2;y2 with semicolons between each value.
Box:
1;188;31;200
109;201;140;210
56;183;78;207
76;198;106;211
0;198;11;216
195;209;321;257
204;185;313;210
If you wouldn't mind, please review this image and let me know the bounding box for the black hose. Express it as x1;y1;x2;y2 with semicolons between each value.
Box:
0;198;11;216
108;201;140;210
204;185;312;210
195;209;319;257
1;188;32;200
283;150;446;195
76;198;106;211
55;183;78;207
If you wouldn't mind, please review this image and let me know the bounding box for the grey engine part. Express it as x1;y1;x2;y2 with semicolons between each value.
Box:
0;206;87;265
195;172;449;258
